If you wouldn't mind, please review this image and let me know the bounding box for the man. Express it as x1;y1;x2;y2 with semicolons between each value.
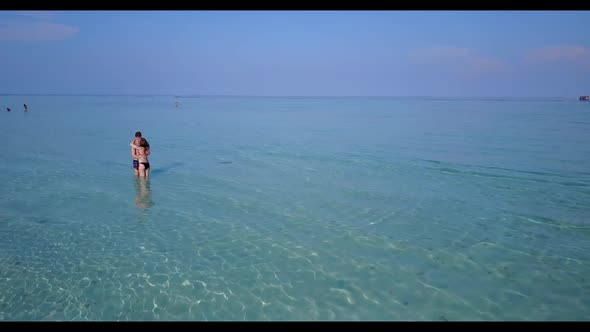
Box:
131;131;149;176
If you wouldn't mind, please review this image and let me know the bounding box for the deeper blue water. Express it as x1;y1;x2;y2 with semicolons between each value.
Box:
0;95;589;320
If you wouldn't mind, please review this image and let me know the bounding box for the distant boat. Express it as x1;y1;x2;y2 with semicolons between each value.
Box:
580;96;590;101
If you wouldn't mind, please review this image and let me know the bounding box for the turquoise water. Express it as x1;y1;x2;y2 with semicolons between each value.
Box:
0;95;589;321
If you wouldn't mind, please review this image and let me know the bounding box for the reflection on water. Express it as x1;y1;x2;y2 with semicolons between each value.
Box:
134;177;154;210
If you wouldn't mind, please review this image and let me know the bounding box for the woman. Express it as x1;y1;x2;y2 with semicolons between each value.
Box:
130;138;150;178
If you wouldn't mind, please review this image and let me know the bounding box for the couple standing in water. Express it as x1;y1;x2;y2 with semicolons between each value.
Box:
131;131;153;210
130;131;151;178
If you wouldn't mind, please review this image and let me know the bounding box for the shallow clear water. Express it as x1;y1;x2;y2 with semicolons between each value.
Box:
0;95;589;321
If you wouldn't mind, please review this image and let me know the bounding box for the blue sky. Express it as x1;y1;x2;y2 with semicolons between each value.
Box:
1;11;589;97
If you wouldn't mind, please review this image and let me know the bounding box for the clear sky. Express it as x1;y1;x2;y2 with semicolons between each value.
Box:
1;10;589;97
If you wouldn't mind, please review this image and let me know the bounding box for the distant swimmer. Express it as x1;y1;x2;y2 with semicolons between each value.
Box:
6;107;11;112
24;104;28;112
175;101;179;108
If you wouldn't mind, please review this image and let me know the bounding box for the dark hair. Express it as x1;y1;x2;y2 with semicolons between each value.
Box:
135;131;142;137
139;137;150;149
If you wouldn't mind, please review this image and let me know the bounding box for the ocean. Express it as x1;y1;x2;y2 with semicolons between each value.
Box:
0;95;589;320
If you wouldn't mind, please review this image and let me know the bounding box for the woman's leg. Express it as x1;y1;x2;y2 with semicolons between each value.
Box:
138;164;146;177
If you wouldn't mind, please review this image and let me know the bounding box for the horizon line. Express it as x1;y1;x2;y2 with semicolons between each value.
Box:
0;93;581;100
